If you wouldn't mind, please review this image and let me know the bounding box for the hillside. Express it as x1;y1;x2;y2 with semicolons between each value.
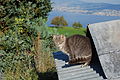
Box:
49;27;86;37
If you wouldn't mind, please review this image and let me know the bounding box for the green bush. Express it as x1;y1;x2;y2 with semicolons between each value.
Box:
0;17;58;79
0;17;39;80
0;0;54;79
0;0;52;35
51;16;68;27
0;0;52;20
72;22;83;28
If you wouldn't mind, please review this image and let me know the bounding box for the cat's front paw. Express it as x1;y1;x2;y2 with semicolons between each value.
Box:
80;64;86;68
65;62;69;65
80;62;89;67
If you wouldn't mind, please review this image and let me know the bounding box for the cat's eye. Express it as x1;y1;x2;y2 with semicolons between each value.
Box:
53;36;57;40
60;35;64;39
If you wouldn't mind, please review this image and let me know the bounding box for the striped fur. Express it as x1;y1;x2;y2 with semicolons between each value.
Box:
69;55;91;64
53;34;92;66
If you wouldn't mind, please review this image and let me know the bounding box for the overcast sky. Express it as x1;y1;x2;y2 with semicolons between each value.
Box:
81;0;120;4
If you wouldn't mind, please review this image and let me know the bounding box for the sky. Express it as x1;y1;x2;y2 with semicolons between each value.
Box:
52;0;120;4
79;0;120;4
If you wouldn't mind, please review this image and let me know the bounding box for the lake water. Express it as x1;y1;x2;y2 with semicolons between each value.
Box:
47;11;120;27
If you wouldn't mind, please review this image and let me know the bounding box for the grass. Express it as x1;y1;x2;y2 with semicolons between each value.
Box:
48;27;86;37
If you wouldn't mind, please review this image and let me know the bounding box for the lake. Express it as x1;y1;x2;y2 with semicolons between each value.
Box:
47;11;120;27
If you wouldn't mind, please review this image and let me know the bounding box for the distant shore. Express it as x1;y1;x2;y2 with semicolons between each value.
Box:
47;11;120;27
53;6;120;17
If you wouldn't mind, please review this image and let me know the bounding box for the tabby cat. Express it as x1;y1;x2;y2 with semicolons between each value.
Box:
53;34;92;67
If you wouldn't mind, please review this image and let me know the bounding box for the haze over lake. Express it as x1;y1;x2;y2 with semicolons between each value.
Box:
47;0;120;27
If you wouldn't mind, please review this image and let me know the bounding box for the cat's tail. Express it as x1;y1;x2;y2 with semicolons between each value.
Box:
69;55;92;65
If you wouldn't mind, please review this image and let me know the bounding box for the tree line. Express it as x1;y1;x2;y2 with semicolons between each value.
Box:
51;16;83;28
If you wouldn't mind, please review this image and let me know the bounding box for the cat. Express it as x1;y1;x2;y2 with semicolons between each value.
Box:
53;34;92;67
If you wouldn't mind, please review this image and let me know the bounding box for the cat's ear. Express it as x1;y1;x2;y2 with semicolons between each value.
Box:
53;35;55;38
53;35;57;40
61;35;66;39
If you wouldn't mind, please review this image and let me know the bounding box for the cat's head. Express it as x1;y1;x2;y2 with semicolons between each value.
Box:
53;35;66;46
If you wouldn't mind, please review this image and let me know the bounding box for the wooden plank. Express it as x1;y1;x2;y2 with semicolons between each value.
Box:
88;20;120;79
